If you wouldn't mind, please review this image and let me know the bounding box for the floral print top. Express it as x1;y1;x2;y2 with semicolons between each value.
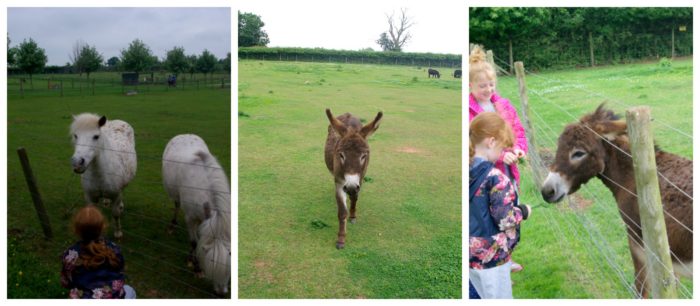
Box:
60;239;127;299
469;159;523;270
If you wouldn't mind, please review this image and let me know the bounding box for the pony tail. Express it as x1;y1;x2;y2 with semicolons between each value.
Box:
469;45;486;64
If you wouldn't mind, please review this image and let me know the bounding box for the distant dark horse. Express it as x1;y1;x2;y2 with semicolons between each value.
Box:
168;75;177;87
428;68;440;78
453;69;462;78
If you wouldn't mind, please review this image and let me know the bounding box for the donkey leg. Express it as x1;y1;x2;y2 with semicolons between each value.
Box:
112;193;124;240
349;193;358;224
629;237;649;298
335;185;348;249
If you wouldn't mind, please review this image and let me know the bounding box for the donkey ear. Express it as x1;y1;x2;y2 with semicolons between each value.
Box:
595;119;627;141
98;116;107;128
326;109;347;135
360;111;383;138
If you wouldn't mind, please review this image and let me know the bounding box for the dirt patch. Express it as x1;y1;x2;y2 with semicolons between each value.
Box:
396;146;421;154
404;109;415;113
254;260;275;283
568;193;594;211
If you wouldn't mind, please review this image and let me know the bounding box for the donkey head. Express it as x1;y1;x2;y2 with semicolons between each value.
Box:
541;104;627;203
70;113;107;174
326;109;383;196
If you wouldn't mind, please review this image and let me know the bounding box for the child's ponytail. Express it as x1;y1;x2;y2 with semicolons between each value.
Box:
469;45;497;83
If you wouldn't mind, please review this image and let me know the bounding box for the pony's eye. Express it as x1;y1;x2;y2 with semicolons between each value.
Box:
73;134;77;139
571;150;586;160
93;135;100;140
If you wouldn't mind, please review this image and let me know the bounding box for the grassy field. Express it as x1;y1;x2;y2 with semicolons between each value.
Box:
7;77;231;298
238;60;462;298
494;58;693;298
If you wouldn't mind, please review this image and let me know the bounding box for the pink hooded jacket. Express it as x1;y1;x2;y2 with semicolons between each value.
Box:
469;92;529;186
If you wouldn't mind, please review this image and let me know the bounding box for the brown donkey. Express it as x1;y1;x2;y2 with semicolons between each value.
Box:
324;108;383;249
540;104;692;298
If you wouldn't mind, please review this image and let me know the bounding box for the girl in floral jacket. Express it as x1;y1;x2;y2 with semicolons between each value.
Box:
60;205;136;299
469;112;529;298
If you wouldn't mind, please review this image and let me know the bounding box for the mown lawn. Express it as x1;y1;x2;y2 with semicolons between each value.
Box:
494;58;693;298
7;84;231;298
238;60;462;298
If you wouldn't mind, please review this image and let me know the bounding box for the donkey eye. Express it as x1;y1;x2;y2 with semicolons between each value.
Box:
339;152;345;163
93;135;100;140
360;153;367;163
571;150;586;160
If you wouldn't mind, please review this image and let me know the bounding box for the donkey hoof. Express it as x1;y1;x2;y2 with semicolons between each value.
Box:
336;242;345;249
349;218;357;224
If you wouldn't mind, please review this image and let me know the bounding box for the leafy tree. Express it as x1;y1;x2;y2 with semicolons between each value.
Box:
120;39;155;74
16;38;48;87
238;11;270;47
196;49;218;79
69;40;87;75
221;52;231;74
107;56;120;70
7;35;17;67
164;46;188;76
78;45;103;79
186;54;198;79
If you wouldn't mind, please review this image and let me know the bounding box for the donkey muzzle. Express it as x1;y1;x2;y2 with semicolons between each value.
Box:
343;184;360;196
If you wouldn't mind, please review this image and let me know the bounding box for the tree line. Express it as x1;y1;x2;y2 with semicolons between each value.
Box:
470;7;693;71
7;36;231;84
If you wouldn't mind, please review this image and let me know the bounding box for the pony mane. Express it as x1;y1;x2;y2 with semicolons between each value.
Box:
70;113;102;134
194;151;231;288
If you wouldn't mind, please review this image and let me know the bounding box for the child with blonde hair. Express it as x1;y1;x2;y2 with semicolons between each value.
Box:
469;112;530;299
60;205;136;299
469;45;529;275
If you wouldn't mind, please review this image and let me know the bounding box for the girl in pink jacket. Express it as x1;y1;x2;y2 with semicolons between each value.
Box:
468;46;528;187
469;46;529;274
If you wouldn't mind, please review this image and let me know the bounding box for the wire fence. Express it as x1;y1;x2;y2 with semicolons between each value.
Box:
7;73;231;99
489;54;693;298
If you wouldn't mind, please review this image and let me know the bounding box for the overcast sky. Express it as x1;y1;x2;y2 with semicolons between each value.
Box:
8;7;231;66
237;0;464;54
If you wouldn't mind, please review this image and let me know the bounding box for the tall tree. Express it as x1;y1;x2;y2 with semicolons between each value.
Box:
107;56;120;71
196;49;218;79
78;45;104;79
16;38;47;87
376;8;414;52
238;11;270;47
69;40;87;75
164;46;188;76
222;52;231;74
120;39;155;74
7;35;17;67
186;54;198;79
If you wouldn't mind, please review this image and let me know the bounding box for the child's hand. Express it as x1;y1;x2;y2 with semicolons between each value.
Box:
514;149;526;159
503;152;518;165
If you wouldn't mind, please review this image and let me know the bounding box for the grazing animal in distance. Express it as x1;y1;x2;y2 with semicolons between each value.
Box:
453;69;462;78
540;104;693;298
70;113;137;239
324;109;382;249
162;134;231;296
428;68;441;78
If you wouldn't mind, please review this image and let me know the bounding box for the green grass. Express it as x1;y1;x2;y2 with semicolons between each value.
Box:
494;58;693;298
238;60;462;298
7;80;230;298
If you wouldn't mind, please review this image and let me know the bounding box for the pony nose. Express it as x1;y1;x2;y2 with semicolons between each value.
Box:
71;156;85;166
343;184;360;195
541;186;555;203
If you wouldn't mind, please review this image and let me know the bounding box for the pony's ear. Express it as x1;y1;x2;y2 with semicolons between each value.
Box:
360;111;383;138
594;119;627;141
326;109;347;136
98;116;107;128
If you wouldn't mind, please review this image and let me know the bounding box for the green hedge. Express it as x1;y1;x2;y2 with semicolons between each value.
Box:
238;47;461;68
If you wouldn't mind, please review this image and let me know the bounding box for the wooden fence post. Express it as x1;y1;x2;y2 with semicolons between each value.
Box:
626;106;678;299
20;79;24;99
17;147;53;240
589;32;595;67
514;61;546;188
60;80;63;97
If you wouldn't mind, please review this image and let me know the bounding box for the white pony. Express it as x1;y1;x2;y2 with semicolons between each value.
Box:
70;113;137;239
162;134;231;296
